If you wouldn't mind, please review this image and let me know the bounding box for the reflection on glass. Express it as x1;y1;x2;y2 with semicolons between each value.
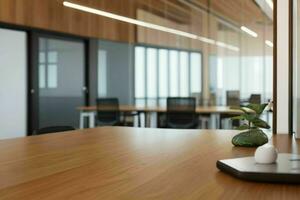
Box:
159;49;168;97
134;46;202;105
169;50;179;97
190;52;202;94
39;52;45;63
38;37;85;128
47;64;58;88
39;64;46;89
135;46;145;99
98;50;107;97
179;51;189;97
147;48;157;98
48;51;58;63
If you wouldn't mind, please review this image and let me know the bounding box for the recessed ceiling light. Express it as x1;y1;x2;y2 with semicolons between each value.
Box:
240;26;258;38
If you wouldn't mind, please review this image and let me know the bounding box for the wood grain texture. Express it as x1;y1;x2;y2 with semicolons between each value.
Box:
0;0;137;42
0;127;298;200
0;0;193;44
77;105;250;114
0;0;272;52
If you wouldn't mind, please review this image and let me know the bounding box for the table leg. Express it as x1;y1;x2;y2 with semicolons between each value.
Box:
89;112;95;128
137;112;141;127
210;113;221;129
150;112;157;128
145;112;149;127
216;113;221;129
80;112;85;129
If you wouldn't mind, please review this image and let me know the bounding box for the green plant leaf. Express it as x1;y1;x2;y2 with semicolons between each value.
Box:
252;118;270;129
230;106;250;114
245;103;268;115
231;115;245;120
236;124;250;130
242;113;256;122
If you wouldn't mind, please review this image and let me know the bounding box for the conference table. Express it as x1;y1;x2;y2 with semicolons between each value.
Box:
0;127;298;199
77;105;247;129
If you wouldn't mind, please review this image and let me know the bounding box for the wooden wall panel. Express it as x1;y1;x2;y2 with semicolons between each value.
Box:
0;0;273;51
0;0;136;42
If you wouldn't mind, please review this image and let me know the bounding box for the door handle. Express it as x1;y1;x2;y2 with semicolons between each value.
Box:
82;86;88;93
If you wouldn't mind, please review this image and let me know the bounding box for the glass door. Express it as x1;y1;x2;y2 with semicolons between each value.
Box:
32;34;87;132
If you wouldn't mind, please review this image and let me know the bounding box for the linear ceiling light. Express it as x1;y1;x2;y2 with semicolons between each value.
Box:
265;0;273;10
216;41;240;52
63;1;197;40
240;26;258;38
265;40;273;48
63;1;239;52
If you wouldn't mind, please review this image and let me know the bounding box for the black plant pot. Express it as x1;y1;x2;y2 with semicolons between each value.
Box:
232;129;268;147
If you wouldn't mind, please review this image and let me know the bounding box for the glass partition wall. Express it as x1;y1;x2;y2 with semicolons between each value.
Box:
96;0;273;128
0;0;274;134
36;36;86;130
134;46;202;106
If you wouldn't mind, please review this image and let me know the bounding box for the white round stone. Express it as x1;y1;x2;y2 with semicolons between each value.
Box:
254;143;278;164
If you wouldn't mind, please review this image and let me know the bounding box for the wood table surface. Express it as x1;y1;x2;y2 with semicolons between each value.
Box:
0;127;298;200
77;105;245;114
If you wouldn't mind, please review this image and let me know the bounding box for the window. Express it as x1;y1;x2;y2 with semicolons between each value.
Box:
39;50;58;89
134;46;202;106
134;47;146;105
210;55;272;105
190;52;202;94
98;50;107;97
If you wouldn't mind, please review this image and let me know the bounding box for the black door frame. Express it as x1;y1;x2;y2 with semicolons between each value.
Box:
29;32;90;134
0;22;93;135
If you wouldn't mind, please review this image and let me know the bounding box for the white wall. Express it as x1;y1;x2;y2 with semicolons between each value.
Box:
276;0;290;134
0;28;27;139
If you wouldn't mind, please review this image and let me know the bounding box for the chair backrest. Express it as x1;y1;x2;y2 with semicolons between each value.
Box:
226;90;240;106
37;126;75;135
191;92;202;106
166;97;197;128
96;98;120;125
249;94;261;104
209;93;217;106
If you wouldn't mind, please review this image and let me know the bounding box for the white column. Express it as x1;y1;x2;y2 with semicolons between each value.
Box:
276;0;290;134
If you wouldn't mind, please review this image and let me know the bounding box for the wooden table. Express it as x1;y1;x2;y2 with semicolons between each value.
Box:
0;127;298;199
77;105;245;129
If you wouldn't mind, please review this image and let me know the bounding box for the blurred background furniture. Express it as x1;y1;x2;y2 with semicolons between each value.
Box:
96;98;122;126
166;97;198;129
220;90;241;129
249;94;261;104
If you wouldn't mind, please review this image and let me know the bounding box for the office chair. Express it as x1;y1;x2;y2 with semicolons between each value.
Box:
226;90;240;107
166;97;198;129
36;126;75;134
96;98;122;126
249;94;261;104
220;90;241;129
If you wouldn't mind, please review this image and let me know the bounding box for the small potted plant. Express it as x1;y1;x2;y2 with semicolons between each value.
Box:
231;103;270;147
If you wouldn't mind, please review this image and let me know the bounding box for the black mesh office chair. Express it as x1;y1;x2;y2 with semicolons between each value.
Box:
166;97;198;129
36;126;75;135
96;98;122;126
249;94;261;104
220;90;241;128
226;91;240;107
